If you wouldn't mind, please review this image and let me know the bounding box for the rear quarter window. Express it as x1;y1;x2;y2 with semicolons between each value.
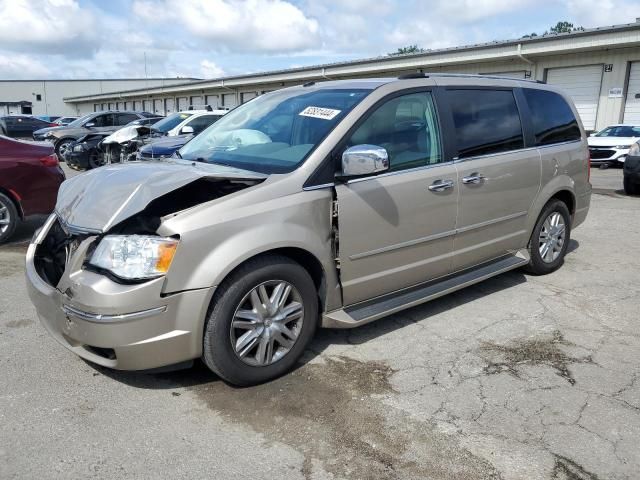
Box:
447;89;524;158
523;89;581;145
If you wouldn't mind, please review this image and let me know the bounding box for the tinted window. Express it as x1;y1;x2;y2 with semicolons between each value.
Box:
186;114;223;134
448;89;524;158
346;92;443;171
91;114;115;127
523;89;581;145
118;113;139;125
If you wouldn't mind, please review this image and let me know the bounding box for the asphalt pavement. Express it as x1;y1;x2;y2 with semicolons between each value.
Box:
1;166;638;479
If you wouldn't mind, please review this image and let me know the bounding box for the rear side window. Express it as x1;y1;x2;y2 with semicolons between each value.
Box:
447;89;524;158
523;89;581;145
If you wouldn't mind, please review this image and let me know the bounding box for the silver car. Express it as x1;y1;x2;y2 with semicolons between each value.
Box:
26;75;591;386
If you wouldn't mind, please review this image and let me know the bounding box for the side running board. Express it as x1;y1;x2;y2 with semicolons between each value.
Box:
322;250;529;329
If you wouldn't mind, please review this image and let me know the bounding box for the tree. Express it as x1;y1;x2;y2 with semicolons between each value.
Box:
388;45;426;56
521;21;584;39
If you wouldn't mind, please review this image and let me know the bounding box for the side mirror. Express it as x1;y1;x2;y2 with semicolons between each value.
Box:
85;122;95;128
181;126;194;134
340;144;389;178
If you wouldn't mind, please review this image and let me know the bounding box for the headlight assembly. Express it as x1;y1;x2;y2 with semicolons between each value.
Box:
73;143;87;152
89;235;179;280
615;145;630;149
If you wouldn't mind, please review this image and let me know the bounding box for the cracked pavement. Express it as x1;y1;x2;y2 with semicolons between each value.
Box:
0;168;638;479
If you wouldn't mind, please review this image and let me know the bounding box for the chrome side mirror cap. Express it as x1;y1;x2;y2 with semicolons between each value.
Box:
341;144;389;177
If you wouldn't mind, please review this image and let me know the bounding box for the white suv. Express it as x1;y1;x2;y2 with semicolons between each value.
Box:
588;124;640;167
154;109;228;137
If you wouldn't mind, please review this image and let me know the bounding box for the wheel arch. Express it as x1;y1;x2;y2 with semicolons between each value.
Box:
0;186;24;219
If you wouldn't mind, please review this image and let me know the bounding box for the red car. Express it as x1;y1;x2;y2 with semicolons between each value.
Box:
0;136;65;243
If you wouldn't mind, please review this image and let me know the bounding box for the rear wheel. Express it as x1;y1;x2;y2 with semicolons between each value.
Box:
202;255;318;386
623;176;640;195
0;193;19;244
55;138;74;162
524;199;571;275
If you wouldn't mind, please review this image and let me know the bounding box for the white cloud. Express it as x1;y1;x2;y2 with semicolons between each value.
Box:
0;0;97;56
200;60;226;78
0;54;50;79
134;0;320;53
564;0;640;27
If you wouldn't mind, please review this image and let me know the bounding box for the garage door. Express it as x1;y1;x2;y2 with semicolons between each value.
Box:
623;62;640;124
222;93;237;108
177;97;188;111
547;65;603;130
241;92;258;103
165;98;175;114
153;99;164;115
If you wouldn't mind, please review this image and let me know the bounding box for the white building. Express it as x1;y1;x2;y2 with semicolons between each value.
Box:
0;78;199;116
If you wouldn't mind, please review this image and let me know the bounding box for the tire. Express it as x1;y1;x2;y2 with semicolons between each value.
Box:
0;192;19;244
55;138;75;162
623;176;640;196
87;150;103;169
524;199;571;275
202;255;318;386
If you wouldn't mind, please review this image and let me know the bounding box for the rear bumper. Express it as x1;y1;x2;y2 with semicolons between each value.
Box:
573;185;592;230
25;216;214;370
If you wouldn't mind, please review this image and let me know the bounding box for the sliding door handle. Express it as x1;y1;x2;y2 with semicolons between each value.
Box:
462;173;486;185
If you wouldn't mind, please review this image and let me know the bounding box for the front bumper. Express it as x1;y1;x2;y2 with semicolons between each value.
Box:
25;215;214;370
588;146;628;164
66;149;91;170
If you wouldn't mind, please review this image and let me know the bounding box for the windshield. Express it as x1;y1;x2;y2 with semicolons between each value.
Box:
68;113;94;128
595;126;640;137
151;113;193;132
178;88;371;174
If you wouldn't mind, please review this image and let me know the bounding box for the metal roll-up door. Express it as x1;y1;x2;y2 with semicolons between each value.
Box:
177;97;189;111
241;92;257;103
623;62;640;124
205;95;219;108
134;100;142;111
190;96;204;109
165;98;175;114
153;99;164;115
142;100;152;112
222;93;237;108
547;65;603;130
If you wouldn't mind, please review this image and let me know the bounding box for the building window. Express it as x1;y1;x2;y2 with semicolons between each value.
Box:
36;94;42;101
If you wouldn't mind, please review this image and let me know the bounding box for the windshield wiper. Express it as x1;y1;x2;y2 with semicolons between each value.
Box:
174;150;182;158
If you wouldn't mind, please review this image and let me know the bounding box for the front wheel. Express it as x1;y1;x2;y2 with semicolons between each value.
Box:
55;139;75;162
202;255;318;386
524;199;571;275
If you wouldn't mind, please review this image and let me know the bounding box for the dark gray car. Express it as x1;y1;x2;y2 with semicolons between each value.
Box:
34;111;152;160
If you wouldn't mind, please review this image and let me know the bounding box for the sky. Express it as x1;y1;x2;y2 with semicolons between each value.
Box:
0;0;639;80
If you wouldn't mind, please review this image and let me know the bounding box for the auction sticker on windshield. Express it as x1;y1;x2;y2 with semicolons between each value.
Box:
299;106;341;120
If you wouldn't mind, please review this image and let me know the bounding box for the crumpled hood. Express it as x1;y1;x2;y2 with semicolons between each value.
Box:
55;160;267;233
103;125;152;144
588;136;638;147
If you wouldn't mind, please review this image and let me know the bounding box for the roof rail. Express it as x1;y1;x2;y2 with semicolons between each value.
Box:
398;72;429;79
407;72;544;84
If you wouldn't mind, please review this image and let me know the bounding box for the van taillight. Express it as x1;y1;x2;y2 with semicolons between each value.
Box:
40;153;59;167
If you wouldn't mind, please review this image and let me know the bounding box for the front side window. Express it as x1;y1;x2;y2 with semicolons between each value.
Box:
118;113;139;125
179;88;371;174
523;89;581;145
151;113;193;133
345;92;443;171
448;89;524;158
92;114;115;127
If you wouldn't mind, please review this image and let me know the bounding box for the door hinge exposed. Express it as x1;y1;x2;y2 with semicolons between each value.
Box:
331;199;340;270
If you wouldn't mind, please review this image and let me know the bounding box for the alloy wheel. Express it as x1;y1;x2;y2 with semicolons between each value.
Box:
0;201;11;235
538;212;566;263
230;280;304;367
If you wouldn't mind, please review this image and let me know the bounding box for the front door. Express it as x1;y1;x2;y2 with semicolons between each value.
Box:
445;88;541;271
335;91;458;305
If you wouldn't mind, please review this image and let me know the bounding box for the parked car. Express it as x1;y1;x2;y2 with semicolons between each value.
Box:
136;134;193;160
623;140;640;195
66;132;113;170
100;111;224;165
0;135;65;243
26;76;591;386
53;116;79;126
587;124;640;167
33;111;153;161
0;115;57;138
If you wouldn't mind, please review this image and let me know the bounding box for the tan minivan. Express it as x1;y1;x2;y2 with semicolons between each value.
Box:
26;74;591;385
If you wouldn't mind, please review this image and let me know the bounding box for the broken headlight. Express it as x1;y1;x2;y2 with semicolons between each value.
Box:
89;235;178;280
73;142;88;152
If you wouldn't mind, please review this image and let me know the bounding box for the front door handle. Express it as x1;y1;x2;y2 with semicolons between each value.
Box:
428;179;454;192
462;173;486;185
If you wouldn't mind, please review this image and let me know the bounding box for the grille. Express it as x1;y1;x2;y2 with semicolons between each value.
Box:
589;148;615;159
